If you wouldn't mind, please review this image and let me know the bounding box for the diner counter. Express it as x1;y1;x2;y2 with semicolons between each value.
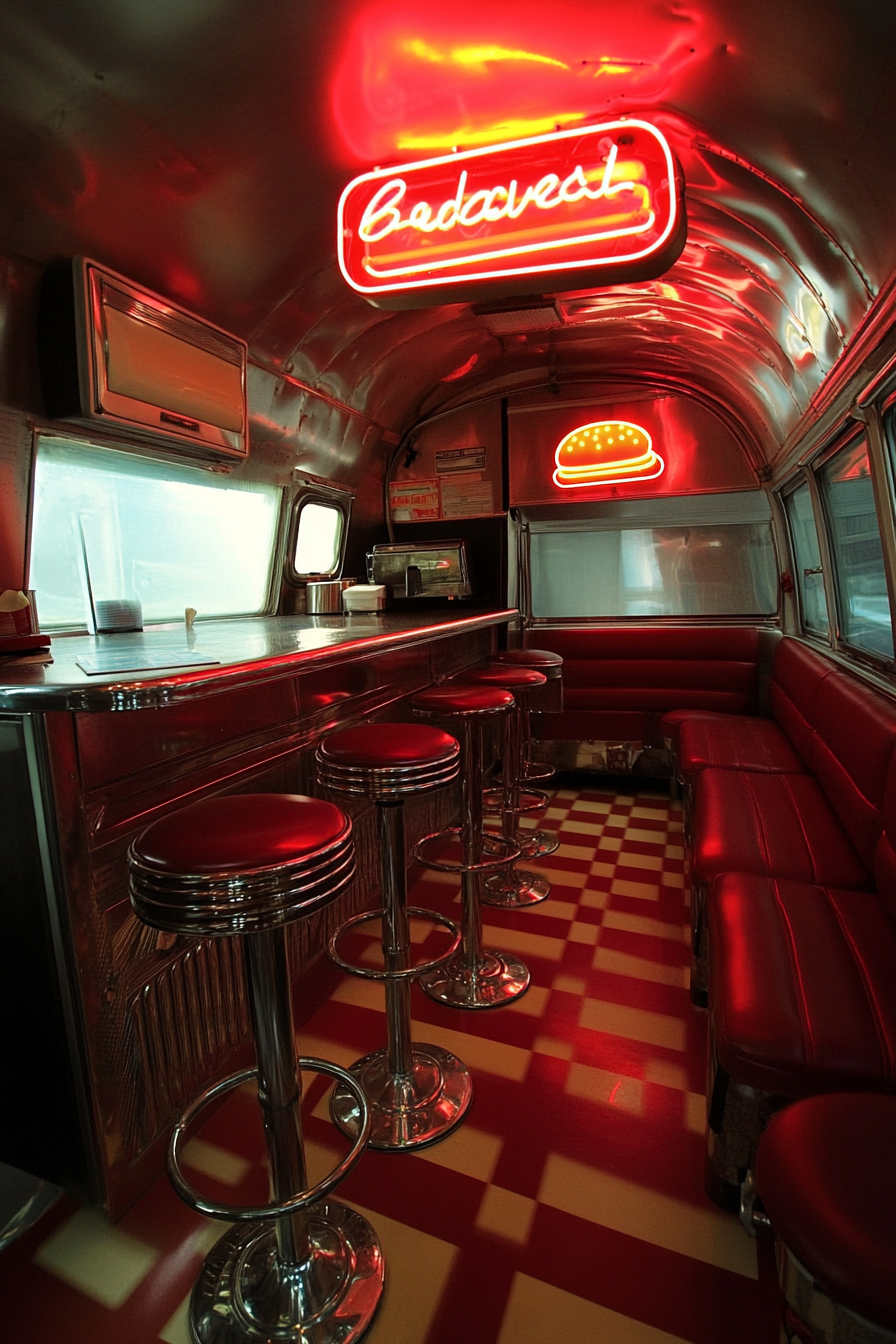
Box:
0;607;518;712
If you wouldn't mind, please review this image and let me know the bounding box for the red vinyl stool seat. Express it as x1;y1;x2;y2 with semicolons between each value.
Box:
757;1093;896;1343
128;793;384;1344
490;648;563;781
462;664;557;901
316;723;472;1150
411;684;529;1008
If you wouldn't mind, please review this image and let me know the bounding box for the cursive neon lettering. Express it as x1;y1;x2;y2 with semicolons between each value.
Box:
357;146;640;245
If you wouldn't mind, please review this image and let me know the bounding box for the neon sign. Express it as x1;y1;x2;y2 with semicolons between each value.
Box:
338;119;685;307
553;420;664;489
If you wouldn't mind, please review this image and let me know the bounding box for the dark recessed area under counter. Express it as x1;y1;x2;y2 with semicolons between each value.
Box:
0;608;515;1221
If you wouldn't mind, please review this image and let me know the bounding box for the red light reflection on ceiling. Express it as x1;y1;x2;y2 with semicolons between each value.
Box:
331;1;704;163
553;419;664;488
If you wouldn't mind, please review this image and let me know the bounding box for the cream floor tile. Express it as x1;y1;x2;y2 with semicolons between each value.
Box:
538;806;569;821
602;910;689;942
160;1292;193;1344
610;877;660;901
515;897;578;921
579;999;687;1052
686;1092;706;1134
644;1059;688;1091
483;924;566;962
295;1033;364;1070
665;845;685;860
33;1208;160;1309
327;979;384;1012
568;920;600;945
498;1272;692;1344
476;1186;537;1245
562;818;605;837
352;1202;459;1344
413;1123;503;1182
631;806;670;821
616;851;663;871
532;1034;574;1060
410;1019;531;1082
554;842;599;861
504;983;550;1016
580;887;610;909
598;836;623;852
566;1062;645;1115
528;865;590;889
181;1136;251;1187
661;871;686;888
553;973;587;995
624;827;668;845
570;799;612;814
589;860;616;879
593;946;689;989
538;1154;758;1279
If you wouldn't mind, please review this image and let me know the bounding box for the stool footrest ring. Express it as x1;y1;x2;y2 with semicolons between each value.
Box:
414;826;519;874
168;1060;370;1222
482;786;549;816
328;907;462;981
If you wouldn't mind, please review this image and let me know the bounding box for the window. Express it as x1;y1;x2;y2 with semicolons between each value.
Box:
819;435;893;659
784;482;829;637
288;486;352;580
29;436;282;630
530;522;778;618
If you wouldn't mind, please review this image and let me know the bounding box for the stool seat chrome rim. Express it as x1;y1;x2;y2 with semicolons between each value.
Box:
328;906;461;981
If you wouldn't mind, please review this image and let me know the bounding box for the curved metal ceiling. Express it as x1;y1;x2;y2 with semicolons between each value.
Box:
2;0;896;465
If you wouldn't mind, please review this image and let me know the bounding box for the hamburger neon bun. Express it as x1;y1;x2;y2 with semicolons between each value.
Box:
553;420;664;488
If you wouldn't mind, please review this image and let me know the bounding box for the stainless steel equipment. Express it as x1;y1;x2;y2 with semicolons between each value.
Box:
367;541;472;601
306;578;357;613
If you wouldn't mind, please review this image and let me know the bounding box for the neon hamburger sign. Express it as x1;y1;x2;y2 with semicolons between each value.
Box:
338;119;686;308
553;420;664;489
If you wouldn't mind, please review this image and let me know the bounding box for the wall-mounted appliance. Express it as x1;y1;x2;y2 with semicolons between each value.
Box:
38;258;248;459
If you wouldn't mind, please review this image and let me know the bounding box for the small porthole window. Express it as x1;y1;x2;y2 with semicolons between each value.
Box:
289;486;352;580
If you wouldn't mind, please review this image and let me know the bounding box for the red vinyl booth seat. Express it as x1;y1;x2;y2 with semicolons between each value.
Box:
757;1093;896;1334
709;872;896;1097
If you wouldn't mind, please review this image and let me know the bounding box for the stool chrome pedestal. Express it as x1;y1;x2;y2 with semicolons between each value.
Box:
491;648;565;857
412;684;529;1009
128;793;384;1344
462;664;552;907
317;723;473;1151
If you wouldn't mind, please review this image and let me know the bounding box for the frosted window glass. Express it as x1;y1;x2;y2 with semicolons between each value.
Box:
293;502;344;576
30;437;281;628
820;437;893;659
530;523;777;617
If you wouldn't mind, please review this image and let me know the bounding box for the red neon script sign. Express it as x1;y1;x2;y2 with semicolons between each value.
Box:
338;120;685;307
553;420;664;489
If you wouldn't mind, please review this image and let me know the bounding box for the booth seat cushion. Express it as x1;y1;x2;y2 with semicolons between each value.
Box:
676;715;806;784
709;872;896;1097
693;769;872;891
757;1092;896;1331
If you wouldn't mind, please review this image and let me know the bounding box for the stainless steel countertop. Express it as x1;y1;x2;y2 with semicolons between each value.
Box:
0;609;517;712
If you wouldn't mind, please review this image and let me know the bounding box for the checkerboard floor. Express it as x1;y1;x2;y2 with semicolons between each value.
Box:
0;777;782;1343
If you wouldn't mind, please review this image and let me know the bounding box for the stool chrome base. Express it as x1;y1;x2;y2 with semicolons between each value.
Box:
420;948;530;1009
331;1045;472;1150
516;826;560;859
188;1201;383;1344
482;866;551;907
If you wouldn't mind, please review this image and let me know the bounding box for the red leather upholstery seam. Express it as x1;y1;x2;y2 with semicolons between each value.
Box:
779;774;821;882
769;878;816;1071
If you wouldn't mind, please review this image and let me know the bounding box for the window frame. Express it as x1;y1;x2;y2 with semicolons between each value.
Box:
285;481;353;584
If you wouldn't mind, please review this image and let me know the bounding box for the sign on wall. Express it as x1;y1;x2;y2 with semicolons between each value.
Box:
553;420;664;488
338;119;686;307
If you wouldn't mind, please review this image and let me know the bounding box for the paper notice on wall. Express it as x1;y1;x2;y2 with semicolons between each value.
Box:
389;478;440;521
440;474;495;518
435;446;487;473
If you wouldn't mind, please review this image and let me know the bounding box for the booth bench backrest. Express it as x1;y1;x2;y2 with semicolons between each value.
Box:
764;639;896;876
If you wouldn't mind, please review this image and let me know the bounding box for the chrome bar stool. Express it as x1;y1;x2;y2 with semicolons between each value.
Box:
316;722;473;1151
491;648;564;782
411;684;529;1008
128;793;384;1344
460;664;552;907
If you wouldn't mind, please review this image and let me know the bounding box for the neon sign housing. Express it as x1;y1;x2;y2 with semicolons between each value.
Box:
338;119;686;308
553;420;664;489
